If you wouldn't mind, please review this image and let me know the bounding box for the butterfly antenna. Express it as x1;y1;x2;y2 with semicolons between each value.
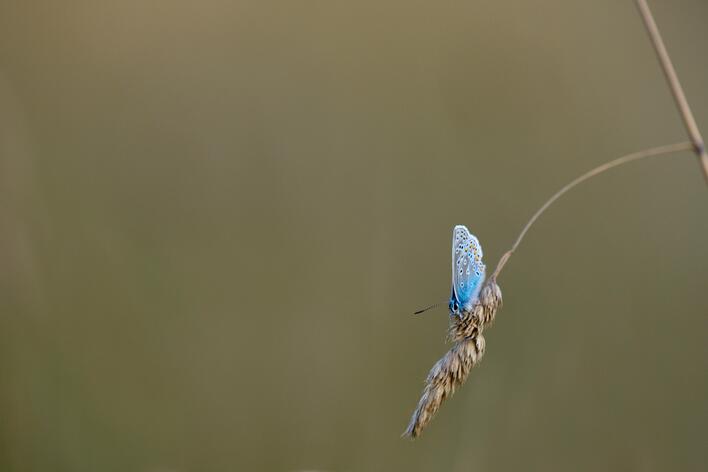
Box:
413;301;447;315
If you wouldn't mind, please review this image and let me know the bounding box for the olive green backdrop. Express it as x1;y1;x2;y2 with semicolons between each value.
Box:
1;1;706;470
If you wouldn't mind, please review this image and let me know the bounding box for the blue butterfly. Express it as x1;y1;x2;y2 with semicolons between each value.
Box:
449;225;486;317
415;225;486;317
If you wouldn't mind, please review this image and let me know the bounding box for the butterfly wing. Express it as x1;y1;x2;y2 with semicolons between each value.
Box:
450;225;486;312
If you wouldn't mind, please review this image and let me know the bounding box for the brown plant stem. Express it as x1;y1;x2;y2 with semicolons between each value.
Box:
404;141;692;438
490;141;693;280
635;0;708;183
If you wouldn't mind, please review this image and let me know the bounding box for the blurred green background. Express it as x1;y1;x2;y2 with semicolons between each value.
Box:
1;1;707;470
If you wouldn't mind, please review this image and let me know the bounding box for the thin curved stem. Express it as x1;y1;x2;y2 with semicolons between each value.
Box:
490;141;693;280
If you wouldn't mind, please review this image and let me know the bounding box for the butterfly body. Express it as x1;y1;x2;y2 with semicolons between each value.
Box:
449;225;486;317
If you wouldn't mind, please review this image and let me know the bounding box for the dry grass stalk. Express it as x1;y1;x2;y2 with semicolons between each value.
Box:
403;280;502;439
403;141;692;440
404;0;707;442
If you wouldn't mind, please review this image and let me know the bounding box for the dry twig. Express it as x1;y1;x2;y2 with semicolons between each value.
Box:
635;0;708;183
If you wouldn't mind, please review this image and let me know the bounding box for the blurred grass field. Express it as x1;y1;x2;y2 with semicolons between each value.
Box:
1;1;707;470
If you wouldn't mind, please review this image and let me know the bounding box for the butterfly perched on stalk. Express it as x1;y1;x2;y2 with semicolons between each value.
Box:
415;225;486;317
405;225;498;438
449;225;486;317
